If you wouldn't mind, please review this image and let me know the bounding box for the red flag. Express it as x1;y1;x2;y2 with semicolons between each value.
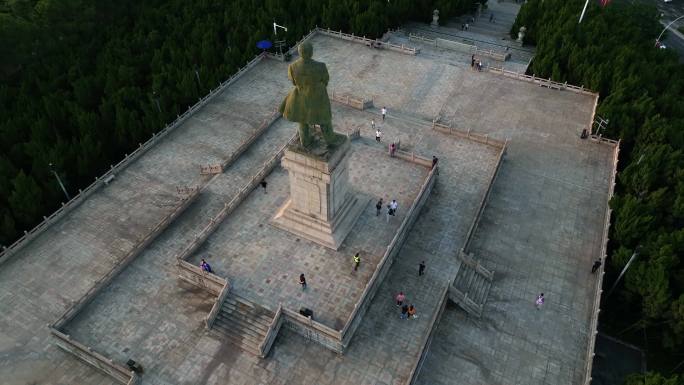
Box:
599;0;611;6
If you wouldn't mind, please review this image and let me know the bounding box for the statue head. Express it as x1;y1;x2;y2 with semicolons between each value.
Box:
298;42;313;60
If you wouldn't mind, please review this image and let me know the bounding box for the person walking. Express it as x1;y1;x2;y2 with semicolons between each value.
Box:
390;199;398;216
381;106;387;121
396;291;406;306
353;252;361;272
371;119;376;131
375;128;382;142
432;156;439;169
260;179;268;194
389;142;396;157
489;13;494;22
386;203;392;223
592;259;602;273
471;54;476;69
418;261;426;276
535;293;545;310
408;304;417;319
400;304;409;319
200;258;213;273
299;273;307;290
376;198;383;216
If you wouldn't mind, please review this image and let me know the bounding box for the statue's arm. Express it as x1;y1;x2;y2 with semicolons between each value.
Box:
288;65;296;86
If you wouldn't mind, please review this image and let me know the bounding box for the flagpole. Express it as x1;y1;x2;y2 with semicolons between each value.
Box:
578;0;591;24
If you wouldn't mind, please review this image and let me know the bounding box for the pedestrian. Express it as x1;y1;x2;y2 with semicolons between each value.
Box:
200;258;213;273
408;304;417;319
381;106;387;121
389;142;396;157
375;198;383;216
386;203;392;223
396;291;405;306
465;23;469;31
260;179;268;194
535;293;545;310
489;13;494;22
432;156;438;169
400;304;409;319
461;23;465;31
418;261;426;276
477;60;482;71
375;128;382;142
592;259;602;273
353;252;361;271
371;119;376;131
471;54;475;69
390;199;398;216
299;273;307;290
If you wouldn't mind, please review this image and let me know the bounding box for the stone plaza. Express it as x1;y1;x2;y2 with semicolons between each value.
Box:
0;6;617;385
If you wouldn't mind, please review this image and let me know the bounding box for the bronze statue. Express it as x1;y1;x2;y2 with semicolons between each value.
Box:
279;42;337;148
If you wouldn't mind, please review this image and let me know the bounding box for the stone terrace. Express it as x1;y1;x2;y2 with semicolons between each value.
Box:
0;30;614;385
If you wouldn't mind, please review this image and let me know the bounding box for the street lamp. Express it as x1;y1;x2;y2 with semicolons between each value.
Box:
49;163;71;201
606;246;642;299
273;21;288;36
655;14;684;48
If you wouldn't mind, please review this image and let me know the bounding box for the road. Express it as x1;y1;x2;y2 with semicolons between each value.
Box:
629;0;684;59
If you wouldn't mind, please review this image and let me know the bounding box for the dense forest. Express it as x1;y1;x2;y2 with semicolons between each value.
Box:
513;0;684;382
0;0;479;247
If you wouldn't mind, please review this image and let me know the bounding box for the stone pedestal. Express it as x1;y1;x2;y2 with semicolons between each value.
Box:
272;138;367;250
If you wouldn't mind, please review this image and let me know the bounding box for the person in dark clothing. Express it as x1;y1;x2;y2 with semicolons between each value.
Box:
400;304;409;319
260;180;268;194
376;198;383;216
299;273;307;290
592;259;602;273
200;258;213;273
419;261;426;276
432;156;438;169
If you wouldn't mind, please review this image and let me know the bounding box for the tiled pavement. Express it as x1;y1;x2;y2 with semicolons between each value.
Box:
0;30;614;385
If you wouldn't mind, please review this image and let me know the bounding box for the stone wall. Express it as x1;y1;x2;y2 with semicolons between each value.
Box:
583;141;620;385
281;308;344;353
405;283;450;385
52;189;201;330
487;67;597;96
50;328;137;385
176;260;227;296
340;166;437;348
431;120;506;149
259;304;284;357
462;143;507;253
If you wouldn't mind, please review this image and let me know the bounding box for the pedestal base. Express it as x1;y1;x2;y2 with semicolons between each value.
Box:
272;193;369;250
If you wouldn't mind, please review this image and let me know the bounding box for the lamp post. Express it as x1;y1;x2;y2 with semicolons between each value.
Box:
655;14;684;47
606;246;641;299
49;163;70;201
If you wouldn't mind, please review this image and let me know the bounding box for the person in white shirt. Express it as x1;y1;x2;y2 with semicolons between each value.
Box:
381;107;387;121
375;128;382;142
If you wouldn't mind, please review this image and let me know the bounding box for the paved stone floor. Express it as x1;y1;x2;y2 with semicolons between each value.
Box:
0;29;614;385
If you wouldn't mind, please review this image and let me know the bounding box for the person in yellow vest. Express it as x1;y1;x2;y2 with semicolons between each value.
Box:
353;252;361;271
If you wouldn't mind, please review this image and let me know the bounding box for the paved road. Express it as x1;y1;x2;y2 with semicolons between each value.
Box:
627;0;684;59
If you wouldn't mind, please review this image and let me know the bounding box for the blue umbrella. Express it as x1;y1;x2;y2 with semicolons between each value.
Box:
256;40;273;50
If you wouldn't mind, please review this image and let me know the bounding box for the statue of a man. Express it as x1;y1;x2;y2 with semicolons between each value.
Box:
279;42;336;148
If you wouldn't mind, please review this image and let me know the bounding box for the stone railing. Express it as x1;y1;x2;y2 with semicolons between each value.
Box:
405;283;450;385
488;67;597;96
462;142;507;253
340;166;437;348
259;304;284;358
408;33;510;61
176;259;227;295
0;52;269;267
174;133;299;264
318;28;419;55
583;140;620;385
50;328;140;385
52;189;200;330
206;278;231;329
281;307;344;353
394;149;434;168
431;119;507;149
330;90;374;110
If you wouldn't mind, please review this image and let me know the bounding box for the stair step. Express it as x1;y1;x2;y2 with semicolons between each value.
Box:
224;297;275;320
213;318;267;345
216;312;269;338
219;306;272;330
209;328;261;356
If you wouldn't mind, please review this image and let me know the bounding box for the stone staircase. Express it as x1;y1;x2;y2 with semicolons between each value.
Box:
211;294;276;356
449;251;494;317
